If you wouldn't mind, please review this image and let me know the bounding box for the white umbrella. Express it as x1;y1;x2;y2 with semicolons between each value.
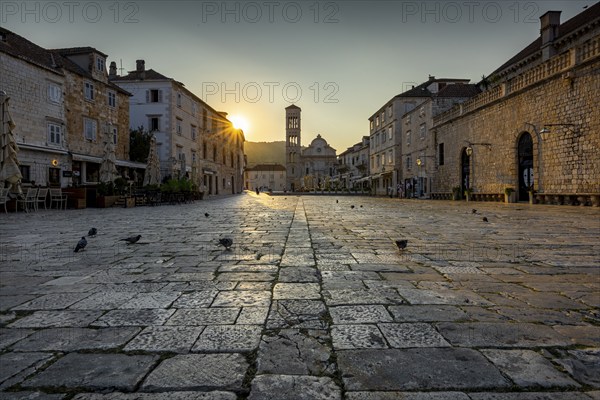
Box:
0;91;23;195
143;135;161;186
99;128;119;183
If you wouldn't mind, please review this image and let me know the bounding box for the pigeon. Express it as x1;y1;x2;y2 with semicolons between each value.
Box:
74;236;87;252
482;217;488;222
219;238;233;250
360;205;363;208
336;199;339;203
395;239;408;250
121;235;141;244
204;212;210;218
471;209;477;214
350;205;355;209
88;227;97;237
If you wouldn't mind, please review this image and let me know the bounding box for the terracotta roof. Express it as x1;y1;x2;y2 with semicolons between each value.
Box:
490;2;600;76
395;78;471;98
436;84;481;98
50;46;107;58
285;104;301;110
0;28;63;75
111;69;172;81
246;164;286;171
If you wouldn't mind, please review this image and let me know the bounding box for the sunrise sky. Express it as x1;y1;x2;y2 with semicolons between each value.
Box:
2;0;594;152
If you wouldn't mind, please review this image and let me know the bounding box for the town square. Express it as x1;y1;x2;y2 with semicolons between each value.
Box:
1;0;599;399
0;194;599;398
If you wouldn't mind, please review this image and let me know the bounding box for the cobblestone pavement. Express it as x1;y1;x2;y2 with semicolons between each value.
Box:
1;192;599;399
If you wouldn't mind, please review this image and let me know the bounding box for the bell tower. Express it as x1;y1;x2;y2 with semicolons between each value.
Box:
285;104;302;191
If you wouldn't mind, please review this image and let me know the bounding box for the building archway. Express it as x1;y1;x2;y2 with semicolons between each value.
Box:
517;132;534;201
460;147;470;197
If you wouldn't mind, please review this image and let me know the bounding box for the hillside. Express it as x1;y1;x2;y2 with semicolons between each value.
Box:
244;141;286;167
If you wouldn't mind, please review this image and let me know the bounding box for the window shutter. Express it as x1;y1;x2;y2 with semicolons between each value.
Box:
146;90;150;103
158;90;163;103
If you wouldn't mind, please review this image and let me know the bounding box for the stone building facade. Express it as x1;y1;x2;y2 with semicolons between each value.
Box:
432;6;600;205
335;136;370;190
0;28;135;189
1;28;68;187
401;84;480;198
244;164;286;192
111;61;245;196
284;105;337;191
54;47;134;186
368;77;472;196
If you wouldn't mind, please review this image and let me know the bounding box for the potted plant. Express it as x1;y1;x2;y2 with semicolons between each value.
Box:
504;187;516;203
96;181;119;208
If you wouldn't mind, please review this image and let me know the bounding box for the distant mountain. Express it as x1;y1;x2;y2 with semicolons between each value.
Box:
244;141;286;167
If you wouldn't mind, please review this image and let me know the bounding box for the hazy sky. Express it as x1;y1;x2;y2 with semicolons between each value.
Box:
2;0;594;151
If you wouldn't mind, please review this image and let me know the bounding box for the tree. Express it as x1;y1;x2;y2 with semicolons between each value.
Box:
129;126;153;163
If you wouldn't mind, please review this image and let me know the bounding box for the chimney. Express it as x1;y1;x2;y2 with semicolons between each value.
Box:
135;59;146;79
540;11;561;61
109;61;117;79
428;75;435;81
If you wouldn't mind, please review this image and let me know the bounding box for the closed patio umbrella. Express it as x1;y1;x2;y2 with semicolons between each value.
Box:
0;91;23;195
143;135;161;186
99;128;119;183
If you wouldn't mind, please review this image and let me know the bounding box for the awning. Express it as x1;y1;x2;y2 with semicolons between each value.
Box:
370;173;383;179
71;153;102;164
354;177;370;183
115;159;147;169
203;168;216;175
19;143;69;155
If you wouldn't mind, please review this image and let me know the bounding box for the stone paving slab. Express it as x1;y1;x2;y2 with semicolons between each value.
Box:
141;354;247;392
481;349;580;388
10;327;140;351
123;326;204;353
257;329;331;375
338;348;510;390
0;352;54;387
345;393;470;400
247;375;341;400
436;322;571;347
72;392;237;400
22;353;157;391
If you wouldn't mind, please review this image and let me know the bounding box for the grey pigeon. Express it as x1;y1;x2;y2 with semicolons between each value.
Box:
74;236;87;252
121;235;141;244
360;205;363;208
204;212;209;218
482;217;488;222
88;227;97;237
336;199;339;203
219;238;233;250
395;239;408;251
350;205;355;209
471;209;477;214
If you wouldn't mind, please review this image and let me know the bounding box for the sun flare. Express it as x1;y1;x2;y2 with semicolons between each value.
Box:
228;115;250;132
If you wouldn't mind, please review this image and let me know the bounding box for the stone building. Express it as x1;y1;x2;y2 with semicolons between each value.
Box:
0;28;68;187
368;77;471;196
335;136;370;190
284;105;337;191
111;61;245;196
0;28;135;188
244;164;286;192
432;4;600;205
52;47;135;186
401;84;480;198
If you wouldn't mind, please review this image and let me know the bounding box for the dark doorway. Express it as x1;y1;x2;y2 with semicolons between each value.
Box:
518;132;534;201
460;148;470;197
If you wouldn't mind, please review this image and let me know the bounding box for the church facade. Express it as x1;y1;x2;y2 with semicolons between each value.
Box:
284;105;337;191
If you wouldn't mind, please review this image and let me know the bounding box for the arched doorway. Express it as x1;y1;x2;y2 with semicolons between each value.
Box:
518;132;534;201
460;148;470;197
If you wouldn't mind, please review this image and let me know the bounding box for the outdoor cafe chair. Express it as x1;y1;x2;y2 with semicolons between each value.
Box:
17;187;38;212
36;187;49;211
50;188;68;210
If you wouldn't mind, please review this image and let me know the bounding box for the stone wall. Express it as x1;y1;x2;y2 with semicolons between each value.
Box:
433;57;600;196
64;72;130;160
